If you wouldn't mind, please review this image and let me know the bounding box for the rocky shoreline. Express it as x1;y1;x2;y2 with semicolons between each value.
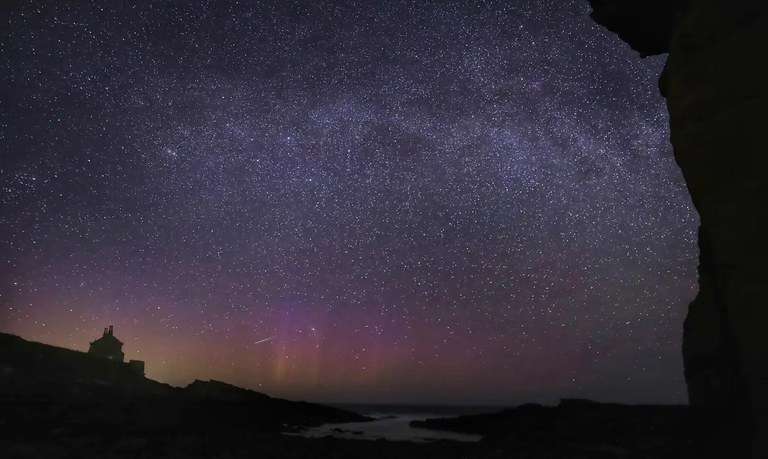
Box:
1;332;694;458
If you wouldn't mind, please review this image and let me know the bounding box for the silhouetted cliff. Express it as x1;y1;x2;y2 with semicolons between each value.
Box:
588;1;768;457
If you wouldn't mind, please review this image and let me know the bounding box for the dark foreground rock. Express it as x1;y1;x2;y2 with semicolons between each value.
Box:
1;332;696;458
0;332;368;435
413;399;694;458
0;400;696;459
588;1;768;456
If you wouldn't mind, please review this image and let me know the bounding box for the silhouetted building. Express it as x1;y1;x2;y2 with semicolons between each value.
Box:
89;325;124;361
87;325;145;376
128;359;145;376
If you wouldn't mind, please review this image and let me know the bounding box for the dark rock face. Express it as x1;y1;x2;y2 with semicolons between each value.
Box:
413;399;692;457
588;0;686;56
588;1;768;457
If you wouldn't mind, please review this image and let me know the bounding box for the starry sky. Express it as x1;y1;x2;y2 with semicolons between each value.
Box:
1;0;698;405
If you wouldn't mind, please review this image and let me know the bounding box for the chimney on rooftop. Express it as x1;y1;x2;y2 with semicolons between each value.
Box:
108;325;114;335
103;327;108;336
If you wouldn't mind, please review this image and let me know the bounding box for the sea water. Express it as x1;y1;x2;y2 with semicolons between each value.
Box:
294;405;497;442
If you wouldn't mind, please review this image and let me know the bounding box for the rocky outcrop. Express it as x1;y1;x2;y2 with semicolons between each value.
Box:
0;332;369;437
588;1;768;457
413;399;692;457
587;0;686;57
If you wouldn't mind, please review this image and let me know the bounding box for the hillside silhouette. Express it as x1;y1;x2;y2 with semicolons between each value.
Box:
1;331;697;458
0;332;368;433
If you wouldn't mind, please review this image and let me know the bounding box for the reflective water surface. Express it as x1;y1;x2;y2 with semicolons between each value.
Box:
295;412;483;442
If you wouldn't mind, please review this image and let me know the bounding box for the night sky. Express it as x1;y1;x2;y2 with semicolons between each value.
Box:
1;0;698;405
